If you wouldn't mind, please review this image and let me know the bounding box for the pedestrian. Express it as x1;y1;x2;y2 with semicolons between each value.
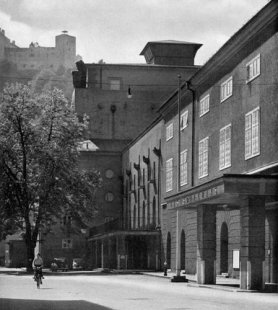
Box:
32;253;44;280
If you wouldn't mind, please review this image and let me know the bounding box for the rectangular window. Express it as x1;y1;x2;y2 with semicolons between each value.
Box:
109;78;121;90
180;150;188;186
199;137;209;178
220;76;233;102
200;94;210;116
245;107;260;159
166;123;173;141
219;124;231;170
166;158;173;192
62;239;72;249
180;110;188;130
246;54;260;83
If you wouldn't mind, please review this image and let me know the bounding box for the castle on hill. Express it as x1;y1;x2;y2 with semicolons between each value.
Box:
0;29;76;70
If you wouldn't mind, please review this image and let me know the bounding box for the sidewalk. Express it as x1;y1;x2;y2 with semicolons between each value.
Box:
141;271;248;292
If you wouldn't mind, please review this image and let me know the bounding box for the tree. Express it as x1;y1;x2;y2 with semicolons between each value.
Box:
0;83;101;271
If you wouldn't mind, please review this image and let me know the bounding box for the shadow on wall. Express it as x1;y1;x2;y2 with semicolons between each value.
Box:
0;298;114;310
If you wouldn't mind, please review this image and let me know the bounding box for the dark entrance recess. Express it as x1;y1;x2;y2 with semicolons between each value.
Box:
220;222;229;274
166;232;171;269
126;236;148;269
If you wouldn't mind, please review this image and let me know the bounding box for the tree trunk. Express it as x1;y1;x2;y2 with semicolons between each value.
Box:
24;222;36;273
25;237;35;273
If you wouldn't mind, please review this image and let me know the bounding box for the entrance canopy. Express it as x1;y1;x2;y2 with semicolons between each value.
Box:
165;174;278;210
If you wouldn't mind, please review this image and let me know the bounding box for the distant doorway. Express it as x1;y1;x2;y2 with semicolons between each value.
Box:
180;230;185;270
166;232;171;269
220;222;228;274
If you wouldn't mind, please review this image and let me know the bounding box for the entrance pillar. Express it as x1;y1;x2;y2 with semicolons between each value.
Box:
196;205;216;284
240;196;265;290
265;210;278;284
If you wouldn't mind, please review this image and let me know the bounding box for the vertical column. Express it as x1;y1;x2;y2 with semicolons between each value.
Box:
240;196;265;290
95;240;98;268
101;241;104;268
265;210;278;284
197;205;216;284
102;239;109;269
117;235;127;270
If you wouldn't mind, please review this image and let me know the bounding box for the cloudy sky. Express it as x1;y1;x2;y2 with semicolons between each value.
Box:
0;0;269;65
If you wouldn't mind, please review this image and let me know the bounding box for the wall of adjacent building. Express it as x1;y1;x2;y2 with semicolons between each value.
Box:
122;119;163;230
75;64;199;141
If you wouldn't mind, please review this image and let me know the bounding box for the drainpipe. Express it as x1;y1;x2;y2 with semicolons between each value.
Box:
185;81;195;188
110;104;116;139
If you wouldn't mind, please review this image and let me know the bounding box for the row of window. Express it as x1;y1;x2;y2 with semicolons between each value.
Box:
166;54;261;138
166;110;188;141
165;107;260;192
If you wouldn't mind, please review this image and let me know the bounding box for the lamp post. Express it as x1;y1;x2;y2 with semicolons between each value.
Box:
176;75;181;277
171;75;187;283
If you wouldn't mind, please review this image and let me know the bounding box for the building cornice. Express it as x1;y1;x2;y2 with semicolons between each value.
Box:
86;63;201;70
190;0;278;92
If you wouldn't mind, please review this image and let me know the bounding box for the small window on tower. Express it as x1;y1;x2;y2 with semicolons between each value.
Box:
109;78;121;90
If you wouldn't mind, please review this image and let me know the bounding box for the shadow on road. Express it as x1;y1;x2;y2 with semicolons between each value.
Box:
0;298;114;310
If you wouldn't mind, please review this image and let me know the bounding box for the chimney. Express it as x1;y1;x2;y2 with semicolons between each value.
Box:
140;40;202;66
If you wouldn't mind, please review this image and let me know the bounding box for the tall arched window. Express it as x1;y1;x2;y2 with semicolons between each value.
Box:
152;196;156;226
142;201;146;228
133;205;136;229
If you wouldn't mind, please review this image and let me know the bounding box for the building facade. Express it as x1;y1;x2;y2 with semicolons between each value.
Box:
73;0;278;292
157;0;278;291
72;40;201;270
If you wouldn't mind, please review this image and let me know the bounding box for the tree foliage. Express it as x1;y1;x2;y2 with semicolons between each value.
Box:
0;83;101;270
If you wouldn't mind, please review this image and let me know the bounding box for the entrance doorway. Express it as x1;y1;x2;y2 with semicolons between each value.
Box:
220;222;228;274
127;236;147;269
166;232;171;269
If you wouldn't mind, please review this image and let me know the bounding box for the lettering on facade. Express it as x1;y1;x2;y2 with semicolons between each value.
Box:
168;184;224;209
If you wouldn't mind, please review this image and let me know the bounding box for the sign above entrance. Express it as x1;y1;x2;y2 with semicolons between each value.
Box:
167;184;225;209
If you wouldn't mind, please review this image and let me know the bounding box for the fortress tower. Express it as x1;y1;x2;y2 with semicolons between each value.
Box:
55;31;76;69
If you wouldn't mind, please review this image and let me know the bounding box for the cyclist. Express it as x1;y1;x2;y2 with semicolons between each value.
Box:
32;253;44;280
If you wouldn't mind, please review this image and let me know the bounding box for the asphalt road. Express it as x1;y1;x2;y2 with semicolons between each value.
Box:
0;273;278;310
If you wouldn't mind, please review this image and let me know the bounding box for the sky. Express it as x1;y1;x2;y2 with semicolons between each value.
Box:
0;0;269;66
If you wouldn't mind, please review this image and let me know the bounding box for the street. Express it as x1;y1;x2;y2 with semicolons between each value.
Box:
0;273;278;310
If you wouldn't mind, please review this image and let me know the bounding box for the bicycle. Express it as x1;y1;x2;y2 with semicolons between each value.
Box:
34;266;43;289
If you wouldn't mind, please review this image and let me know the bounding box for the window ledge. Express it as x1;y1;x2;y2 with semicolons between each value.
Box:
246;73;260;84
220;93;232;103
245;152;260;160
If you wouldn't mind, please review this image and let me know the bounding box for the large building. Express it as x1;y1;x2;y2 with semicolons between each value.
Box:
122;0;278;291
72;40;201;269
